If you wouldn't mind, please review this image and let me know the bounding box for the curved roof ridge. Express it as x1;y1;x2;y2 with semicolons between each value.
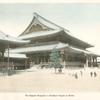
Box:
64;30;94;48
19;29;63;40
19;12;69;36
34;12;69;32
0;31;30;44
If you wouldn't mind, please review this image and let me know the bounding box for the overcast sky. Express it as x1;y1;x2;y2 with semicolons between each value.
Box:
0;3;100;54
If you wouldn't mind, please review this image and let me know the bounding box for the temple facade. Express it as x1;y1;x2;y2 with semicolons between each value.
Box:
10;13;99;68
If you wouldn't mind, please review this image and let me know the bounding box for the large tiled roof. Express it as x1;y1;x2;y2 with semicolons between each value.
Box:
19;29;61;40
8;42;95;56
19;13;93;48
0;31;29;44
8;42;68;54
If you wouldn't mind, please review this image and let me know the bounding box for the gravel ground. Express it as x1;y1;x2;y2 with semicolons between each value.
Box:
0;67;100;92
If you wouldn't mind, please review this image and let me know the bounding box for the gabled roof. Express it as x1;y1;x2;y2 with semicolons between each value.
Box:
0;31;30;51
19;12;69;36
19;13;93;48
0;31;29;44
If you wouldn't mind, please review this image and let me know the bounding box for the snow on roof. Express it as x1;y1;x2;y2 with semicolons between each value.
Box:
68;46;91;54
35;12;70;32
4;53;27;59
37;15;62;30
19;29;62;40
19;13;92;48
19;29;92;48
36;13;92;48
7;41;98;56
8;42;68;53
0;31;30;44
68;46;100;56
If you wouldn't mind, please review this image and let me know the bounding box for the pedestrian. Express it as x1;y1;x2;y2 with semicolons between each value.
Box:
94;72;97;77
90;72;93;77
80;71;83;76
75;73;78;79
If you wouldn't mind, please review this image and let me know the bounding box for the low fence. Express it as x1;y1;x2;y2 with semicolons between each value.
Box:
38;61;84;68
0;62;30;70
64;62;84;67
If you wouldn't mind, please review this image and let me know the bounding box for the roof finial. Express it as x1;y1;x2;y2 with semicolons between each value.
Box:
33;12;38;18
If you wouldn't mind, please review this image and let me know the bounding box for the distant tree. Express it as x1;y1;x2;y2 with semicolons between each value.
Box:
49;47;63;73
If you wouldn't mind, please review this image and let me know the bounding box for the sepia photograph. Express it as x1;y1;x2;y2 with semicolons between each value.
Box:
0;3;100;99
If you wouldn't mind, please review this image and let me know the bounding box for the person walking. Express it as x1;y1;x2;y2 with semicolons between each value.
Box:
80;71;83;76
75;73;78;79
94;72;97;77
90;72;93;77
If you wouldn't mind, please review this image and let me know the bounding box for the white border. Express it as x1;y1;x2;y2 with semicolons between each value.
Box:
0;1;100;100
0;0;100;3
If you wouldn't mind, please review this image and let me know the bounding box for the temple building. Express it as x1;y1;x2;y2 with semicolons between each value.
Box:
9;12;99;68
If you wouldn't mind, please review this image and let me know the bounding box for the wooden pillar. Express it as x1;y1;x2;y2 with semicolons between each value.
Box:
44;56;46;64
93;57;95;67
40;58;43;64
25;60;27;69
63;51;66;68
0;51;5;71
64;51;68;68
96;57;97;67
1;51;4;66
7;43;10;71
63;60;66;68
45;55;46;63
37;55;39;64
34;55;36;64
94;57;97;67
85;55;89;68
90;56;93;67
60;50;64;66
1;51;4;62
43;56;45;64
47;55;50;63
42;55;44;63
36;55;38;64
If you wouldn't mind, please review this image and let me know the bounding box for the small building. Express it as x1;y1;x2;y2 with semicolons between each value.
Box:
0;31;30;71
4;53;29;70
10;13;99;68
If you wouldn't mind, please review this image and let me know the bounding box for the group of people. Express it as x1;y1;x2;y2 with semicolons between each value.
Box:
74;70;97;79
74;71;83;79
90;71;97;77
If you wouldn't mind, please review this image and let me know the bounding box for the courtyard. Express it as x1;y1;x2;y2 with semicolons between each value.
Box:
0;66;100;92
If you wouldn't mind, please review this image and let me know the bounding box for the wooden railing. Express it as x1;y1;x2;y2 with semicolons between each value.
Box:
64;62;84;67
0;62;30;70
0;62;13;68
39;61;84;68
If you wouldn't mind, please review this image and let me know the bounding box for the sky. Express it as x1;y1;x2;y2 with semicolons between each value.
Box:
0;3;100;54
